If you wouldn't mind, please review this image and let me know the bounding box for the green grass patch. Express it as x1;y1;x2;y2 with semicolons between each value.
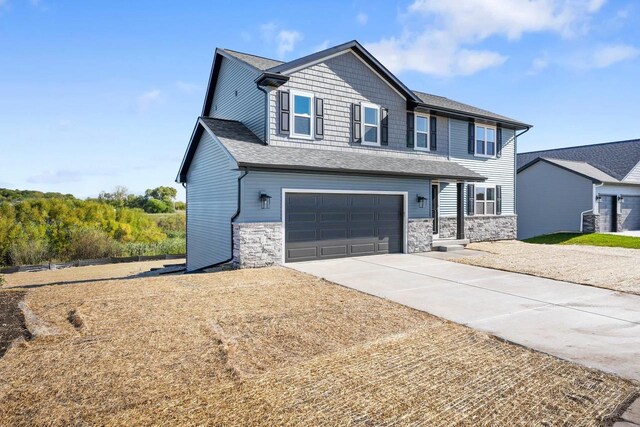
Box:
524;233;640;249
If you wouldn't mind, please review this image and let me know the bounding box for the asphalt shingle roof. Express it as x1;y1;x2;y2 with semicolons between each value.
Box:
221;49;284;71
538;158;619;183
199;117;485;181
517;139;640;181
412;91;525;126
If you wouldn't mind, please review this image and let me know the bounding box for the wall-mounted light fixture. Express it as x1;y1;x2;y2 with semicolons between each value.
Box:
416;194;427;209
618;195;624;203
260;193;272;209
595;195;602;201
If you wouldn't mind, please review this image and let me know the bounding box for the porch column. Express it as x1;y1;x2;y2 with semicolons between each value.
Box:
456;182;465;239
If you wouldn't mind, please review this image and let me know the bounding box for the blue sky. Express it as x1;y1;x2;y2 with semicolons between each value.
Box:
1;0;639;201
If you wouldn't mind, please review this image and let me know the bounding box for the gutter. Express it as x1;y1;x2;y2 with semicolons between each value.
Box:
191;167;249;272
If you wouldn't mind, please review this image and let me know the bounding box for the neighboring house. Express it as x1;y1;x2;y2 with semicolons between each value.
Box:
517;139;640;239
177;40;531;271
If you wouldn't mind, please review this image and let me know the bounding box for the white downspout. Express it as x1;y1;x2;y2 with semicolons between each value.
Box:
581;182;604;232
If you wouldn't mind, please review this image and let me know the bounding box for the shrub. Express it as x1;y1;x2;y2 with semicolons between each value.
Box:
63;228;119;261
150;213;186;238
144;198;170;214
0;274;5;287
174;201;186;210
8;239;51;266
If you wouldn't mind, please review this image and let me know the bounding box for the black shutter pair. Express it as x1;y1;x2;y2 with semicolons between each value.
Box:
467;184;475;216
352;104;388;145
278;91;324;139
406;113;438;150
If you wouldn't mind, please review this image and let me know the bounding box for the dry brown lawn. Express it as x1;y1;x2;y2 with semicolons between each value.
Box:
2;259;184;288
0;263;637;426
458;241;640;295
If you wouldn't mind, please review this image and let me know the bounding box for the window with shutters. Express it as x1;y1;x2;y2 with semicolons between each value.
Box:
474;124;496;158
414;114;430;151
475;186;496;215
361;102;380;146
290;89;314;139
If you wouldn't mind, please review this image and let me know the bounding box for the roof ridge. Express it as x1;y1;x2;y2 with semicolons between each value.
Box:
519;138;640;155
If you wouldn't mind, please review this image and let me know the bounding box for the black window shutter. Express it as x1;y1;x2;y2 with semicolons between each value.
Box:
352;103;361;143
496;185;502;215
381;108;389;146
430;116;437;151
496;126;502;158
315;98;324;139
468;122;475;154
467;184;475;216
406;112;415;148
279;91;290;134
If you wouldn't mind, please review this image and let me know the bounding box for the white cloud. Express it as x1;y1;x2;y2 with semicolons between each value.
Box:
367;0;606;76
313;39;331;52
175;81;200;94
276;30;302;58
356;12;368;25
137;89;162;113
528;55;550;75
582;44;640;68
260;22;302;59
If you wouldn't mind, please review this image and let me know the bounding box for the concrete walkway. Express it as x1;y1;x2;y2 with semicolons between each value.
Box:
288;253;640;381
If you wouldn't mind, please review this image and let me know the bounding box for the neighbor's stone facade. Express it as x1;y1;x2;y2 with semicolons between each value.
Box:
464;215;517;242
583;213;600;233
437;217;457;239
408;218;433;253
233;222;282;268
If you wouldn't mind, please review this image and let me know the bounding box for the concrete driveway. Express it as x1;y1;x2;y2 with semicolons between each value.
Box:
288;253;640;381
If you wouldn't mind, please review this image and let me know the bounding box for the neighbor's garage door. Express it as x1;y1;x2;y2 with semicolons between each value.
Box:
285;193;404;262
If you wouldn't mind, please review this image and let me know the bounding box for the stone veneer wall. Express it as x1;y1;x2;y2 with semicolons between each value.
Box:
582;213;600;233
437;217;457;239
407;219;433;253
233;222;282;268
465;215;517;242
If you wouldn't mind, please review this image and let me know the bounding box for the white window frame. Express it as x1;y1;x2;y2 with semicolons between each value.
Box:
474;184;497;216
414;114;430;152
474;124;497;158
361;102;381;146
290;89;314;140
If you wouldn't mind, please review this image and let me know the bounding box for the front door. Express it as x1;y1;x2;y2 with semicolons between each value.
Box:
431;184;439;236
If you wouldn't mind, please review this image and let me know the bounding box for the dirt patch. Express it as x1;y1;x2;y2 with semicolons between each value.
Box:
0;266;636;425
458;240;640;295
0;291;31;358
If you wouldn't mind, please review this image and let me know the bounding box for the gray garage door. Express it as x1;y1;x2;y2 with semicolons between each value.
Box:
622;196;640;231
285;193;404;262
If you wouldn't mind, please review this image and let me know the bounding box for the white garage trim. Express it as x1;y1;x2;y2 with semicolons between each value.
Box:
281;188;409;264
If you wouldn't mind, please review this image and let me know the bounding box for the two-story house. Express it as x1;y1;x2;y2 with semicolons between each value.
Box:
177;40;531;271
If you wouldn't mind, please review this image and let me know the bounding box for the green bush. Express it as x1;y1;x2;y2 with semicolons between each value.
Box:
63;228;119;260
117;238;185;257
149;213;186;238
0;274;5;287
8;239;50;266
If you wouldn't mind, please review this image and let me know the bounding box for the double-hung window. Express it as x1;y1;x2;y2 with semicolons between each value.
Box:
290;90;314;139
361;102;380;146
475;186;496;215
415;114;429;151
475;125;496;157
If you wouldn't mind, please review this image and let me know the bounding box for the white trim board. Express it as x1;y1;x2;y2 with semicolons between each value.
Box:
280;188;409;264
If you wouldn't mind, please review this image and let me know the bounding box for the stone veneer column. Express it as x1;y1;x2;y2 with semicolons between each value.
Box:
233;222;282;268
407;218;433;253
582;213;600;233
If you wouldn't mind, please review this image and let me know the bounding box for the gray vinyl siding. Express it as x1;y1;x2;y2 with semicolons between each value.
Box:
624;161;640;183
439;181;458;216
237;170;430;223
448;119;516;215
210;57;265;140
268;51;449;159
186;131;239;271
516;161;593;239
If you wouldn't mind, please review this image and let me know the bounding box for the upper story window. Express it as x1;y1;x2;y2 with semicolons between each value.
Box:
475;125;496;157
475;186;496;215
291;90;314;139
415;114;430;151
361;102;380;146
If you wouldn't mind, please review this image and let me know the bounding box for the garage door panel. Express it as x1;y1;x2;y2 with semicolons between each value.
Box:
285;193;404;262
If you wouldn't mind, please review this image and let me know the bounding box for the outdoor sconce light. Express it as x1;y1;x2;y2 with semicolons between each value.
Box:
595;195;601;201
416;194;427;209
260;193;272;209
618;195;624;203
